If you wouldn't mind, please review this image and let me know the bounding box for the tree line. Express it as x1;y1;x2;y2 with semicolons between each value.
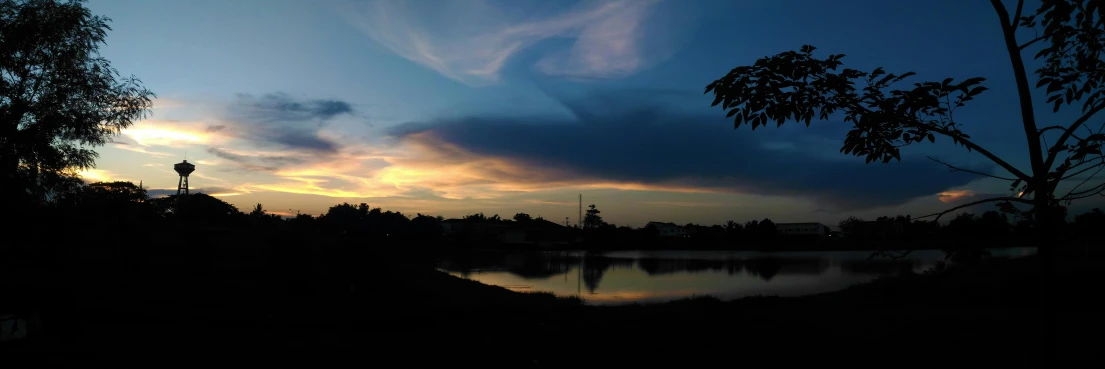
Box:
32;181;1105;251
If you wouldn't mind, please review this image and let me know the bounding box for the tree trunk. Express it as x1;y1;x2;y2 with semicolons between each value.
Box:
1033;189;1058;363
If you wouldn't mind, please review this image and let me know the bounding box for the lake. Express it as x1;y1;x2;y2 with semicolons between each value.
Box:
438;247;1038;305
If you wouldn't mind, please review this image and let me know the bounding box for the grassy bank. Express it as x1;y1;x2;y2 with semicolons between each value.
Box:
1;229;1100;367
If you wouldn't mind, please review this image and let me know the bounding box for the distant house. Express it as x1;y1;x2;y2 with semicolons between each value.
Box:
645;221;687;237
776;222;830;240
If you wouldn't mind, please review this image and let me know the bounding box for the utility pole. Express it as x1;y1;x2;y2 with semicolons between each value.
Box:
579;194;582;229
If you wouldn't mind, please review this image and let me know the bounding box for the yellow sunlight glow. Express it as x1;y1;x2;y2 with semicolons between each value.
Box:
77;169;114;183
124;127;207;147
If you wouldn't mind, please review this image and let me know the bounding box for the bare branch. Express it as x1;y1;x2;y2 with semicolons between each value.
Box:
1045;103;1105;172
924;125;1033;181
1038;125;1068;135
1061;167;1105;200
1062;161;1105;180
1063;185;1105;201
1020;32;1060;51
1013;0;1024;25
916;196;1034;222
927;156;1018;181
1062;181;1105;201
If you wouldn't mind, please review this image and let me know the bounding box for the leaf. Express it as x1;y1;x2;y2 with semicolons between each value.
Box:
967;86;988;96
927;133;935;143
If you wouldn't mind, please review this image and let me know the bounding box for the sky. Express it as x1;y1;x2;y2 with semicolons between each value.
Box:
81;0;1104;228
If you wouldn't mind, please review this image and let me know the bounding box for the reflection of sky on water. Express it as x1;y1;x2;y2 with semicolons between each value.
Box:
439;248;1037;305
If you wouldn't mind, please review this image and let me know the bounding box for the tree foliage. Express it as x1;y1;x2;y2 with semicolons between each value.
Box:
1;0;154;205
583;204;604;229
705;0;1105;246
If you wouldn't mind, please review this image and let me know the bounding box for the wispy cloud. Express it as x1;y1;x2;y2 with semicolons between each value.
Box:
110;141;174;157
342;0;695;85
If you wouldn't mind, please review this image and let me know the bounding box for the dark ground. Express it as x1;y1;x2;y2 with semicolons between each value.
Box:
1;229;1101;367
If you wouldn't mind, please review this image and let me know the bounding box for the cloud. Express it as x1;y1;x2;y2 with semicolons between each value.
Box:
342;0;696;85
205;147;307;172
388;92;988;210
109;140;174;157
223;92;354;153
121;120;219;148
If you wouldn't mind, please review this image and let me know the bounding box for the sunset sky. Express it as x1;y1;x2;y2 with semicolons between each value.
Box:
82;0;1103;227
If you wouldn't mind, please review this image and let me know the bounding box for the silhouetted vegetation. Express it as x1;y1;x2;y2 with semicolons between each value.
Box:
704;0;1105;263
3;0;1104;366
1;0;153;215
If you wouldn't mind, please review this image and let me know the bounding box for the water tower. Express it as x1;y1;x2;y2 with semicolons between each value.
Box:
174;160;195;195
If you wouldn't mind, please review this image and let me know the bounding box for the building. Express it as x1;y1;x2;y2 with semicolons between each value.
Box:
645;221;687;237
776;222;830;241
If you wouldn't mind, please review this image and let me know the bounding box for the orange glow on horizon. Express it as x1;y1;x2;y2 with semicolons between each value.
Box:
937;190;975;203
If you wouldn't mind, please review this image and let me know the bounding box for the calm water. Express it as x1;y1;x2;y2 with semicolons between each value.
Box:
438;248;1038;305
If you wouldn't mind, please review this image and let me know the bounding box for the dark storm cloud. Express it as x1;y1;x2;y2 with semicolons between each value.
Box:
231;92;354;123
225;92;354;153
390;98;989;210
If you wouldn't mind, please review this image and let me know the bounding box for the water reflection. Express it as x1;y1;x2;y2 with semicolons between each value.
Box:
437;248;1036;304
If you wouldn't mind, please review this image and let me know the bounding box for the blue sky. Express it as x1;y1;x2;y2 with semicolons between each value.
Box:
81;0;1103;227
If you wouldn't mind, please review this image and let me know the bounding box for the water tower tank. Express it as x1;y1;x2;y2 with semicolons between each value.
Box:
174;160;195;195
174;160;195;176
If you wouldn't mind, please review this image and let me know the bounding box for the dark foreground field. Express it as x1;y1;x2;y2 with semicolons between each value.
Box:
2;229;1101;367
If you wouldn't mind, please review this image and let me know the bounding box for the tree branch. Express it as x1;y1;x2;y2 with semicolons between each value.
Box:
1038;125;1064;135
1045;102;1105;172
927;156;1018;181
1019;32;1069;51
1013;0;1025;27
1060;160;1105;180
917;196;1034;222
1062;181;1105;201
994;0;1048;206
1061;166;1105;200
925;125;1033;181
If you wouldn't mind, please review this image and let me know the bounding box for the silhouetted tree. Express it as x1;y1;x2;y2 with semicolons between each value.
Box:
1;0;154;207
513;213;532;222
320;202;365;233
758;218;777;243
150;193;243;225
838;216;865;235
583;204;604;229
1072;208;1105;242
705;0;1105;260
409;213;443;241
250;203;266;218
